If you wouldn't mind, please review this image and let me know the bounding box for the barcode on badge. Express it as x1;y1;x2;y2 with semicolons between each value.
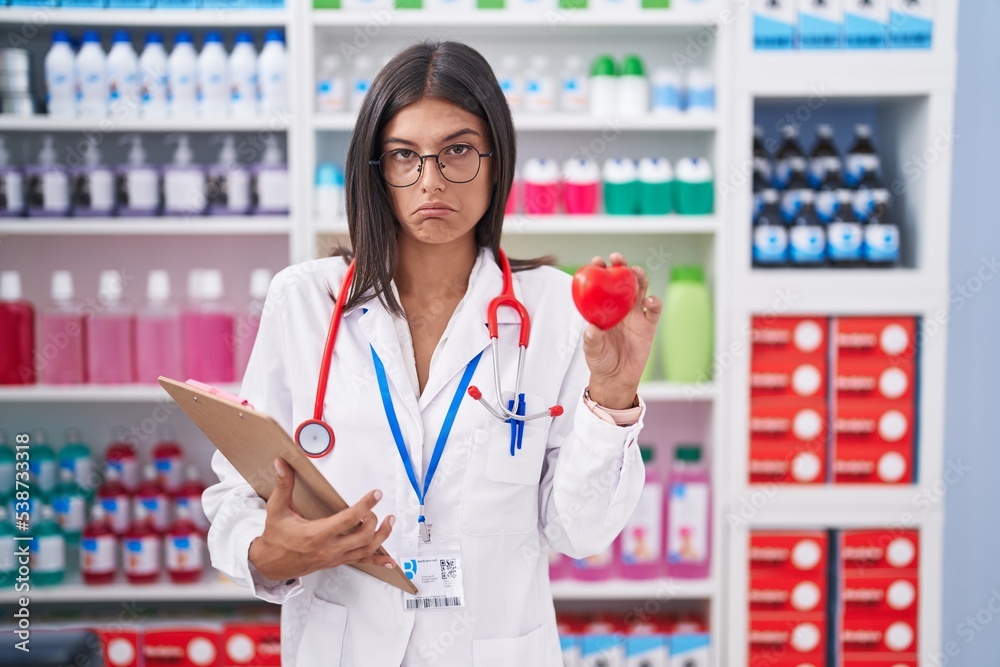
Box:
404;596;463;610
440;558;457;581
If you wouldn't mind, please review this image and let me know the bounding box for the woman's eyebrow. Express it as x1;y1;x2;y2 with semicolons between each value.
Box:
383;128;482;148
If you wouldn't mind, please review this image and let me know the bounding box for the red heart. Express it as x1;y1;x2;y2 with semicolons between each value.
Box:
571;265;639;330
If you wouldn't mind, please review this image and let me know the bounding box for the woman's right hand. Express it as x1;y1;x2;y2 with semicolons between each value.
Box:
248;458;396;582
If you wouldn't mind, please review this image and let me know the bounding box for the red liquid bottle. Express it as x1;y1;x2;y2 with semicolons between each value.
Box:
96;465;131;536
152;427;184;495
166;503;204;584
105;428;139;492
122;502;161;585
0;271;36;385
134;463;169;533
80;504;117;585
174;463;208;533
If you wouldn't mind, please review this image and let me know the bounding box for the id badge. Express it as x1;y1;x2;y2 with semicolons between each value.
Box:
400;534;466;611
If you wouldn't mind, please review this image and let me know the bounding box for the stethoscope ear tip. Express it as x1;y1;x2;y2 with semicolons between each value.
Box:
467;386;483;400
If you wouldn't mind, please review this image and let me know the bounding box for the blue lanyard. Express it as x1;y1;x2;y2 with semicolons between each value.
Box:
371;345;483;542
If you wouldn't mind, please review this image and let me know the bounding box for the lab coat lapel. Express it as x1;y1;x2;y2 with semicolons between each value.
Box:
353;298;422;428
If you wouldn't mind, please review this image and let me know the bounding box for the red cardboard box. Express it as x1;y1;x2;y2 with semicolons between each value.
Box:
223;622;281;666
833;400;913;448
750;440;826;484
840;614;917;653
834;357;915;401
751;399;828;447
840;654;918;667
832;443;912;484
94;628;141;667
748;613;826;663
750;574;827;613
144;624;223;667
750;531;828;578
840;573;919;615
840;531;919;572
752;356;828;399
753;316;829;358
834;317;916;362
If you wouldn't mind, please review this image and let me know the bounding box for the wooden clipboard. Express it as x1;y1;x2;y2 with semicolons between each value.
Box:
158;376;418;595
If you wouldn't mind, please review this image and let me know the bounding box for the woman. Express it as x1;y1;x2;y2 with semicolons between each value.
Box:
203;40;662;666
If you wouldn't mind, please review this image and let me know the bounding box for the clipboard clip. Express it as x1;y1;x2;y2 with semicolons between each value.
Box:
185;380;255;409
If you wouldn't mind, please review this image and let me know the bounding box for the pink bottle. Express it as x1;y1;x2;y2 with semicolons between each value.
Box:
136;270;182;384
620;446;665;580
105;428;140;492
152;427;184;495
134;463;169;533
96;465;132;536
38;271;86;384
181;269;235;383
505;173;520;215
87;270;136;384
523;158;561;215
166;502;205;584
80;503;117;585
122;502;161;585
548;548;569;581
234;268;272;381
0;271;35;385
174;463;208;533
562;158;600;215
665;445;712;579
570;537;618;581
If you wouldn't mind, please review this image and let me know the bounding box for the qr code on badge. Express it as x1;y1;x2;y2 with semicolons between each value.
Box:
439;558;457;581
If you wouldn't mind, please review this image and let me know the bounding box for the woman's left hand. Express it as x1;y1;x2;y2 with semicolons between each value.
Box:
582;253;662;410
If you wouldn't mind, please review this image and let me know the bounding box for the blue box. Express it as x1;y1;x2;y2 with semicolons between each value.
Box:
203;0;247;7
246;0;285;6
845;0;889;48
754;0;796;50
627;633;670;666
60;0;108;6
581;633;626;666
9;0;59;6
799;0;843;49
890;0;933;49
670;632;710;667
156;0;203;7
108;0;156;6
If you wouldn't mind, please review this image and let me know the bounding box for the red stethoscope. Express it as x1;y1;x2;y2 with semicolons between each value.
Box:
294;249;563;458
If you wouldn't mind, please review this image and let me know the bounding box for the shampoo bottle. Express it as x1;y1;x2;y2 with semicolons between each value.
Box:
0;271;35;385
71;142;116;217
182;269;235;383
86;270;136;384
253;136;290;215
116;135;160;216
207;134;252;215
665;445;711;579
39;271;86;385
26;136;70;217
136;270;183;384
163;134;207;215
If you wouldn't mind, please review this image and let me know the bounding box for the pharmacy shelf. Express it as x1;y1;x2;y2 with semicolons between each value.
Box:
639;381;715;402
0;383;239;403
0;216;290;236
550;577;716;601
316;214;719;236
732;486;945;529
0;116;292;133
313;112;718;132
0;8;290;28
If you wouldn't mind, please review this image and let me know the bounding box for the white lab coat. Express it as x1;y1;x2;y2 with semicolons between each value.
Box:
202;246;647;667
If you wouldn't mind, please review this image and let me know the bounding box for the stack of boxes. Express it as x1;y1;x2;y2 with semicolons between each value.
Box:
752;0;935;50
85;621;281;667
559;613;710;667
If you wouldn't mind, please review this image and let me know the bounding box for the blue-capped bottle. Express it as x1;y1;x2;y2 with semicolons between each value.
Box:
863;191;900;267
52;467;88;544
809;124;842;188
788;190;826;267
815;168;846;224
845;124;880;188
28;429;58;497
780;165;811;223
30;503;65;587
59;428;95;498
775;125;807;190
827;189;864;267
753;189;789;268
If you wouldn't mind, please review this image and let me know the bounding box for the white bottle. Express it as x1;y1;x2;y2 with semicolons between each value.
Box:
0;138;24;217
229;31;258;119
207;134;252;215
651;66;683;115
558;55;588;113
76;30;107;119
26;136;70;217
138;32;169;120
616;54;649;118
496;55;523;113
116;135;160;216
314;163;344;222
162;134;207;215
197;31;229;119
316;55;346;114
257;29;288;117
685;67;715;113
588;54;618;117
71;142;116;217
235;268;273;378
44;30;76;119
254;136;289;215
168;32;198;119
523;55;556;114
106;30;139;120
349;55;374;113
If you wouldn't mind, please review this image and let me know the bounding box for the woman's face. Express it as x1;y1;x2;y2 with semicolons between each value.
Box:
379;97;494;247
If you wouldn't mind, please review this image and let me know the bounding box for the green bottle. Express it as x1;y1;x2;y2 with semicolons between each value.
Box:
52;467;88;544
661;265;713;383
59;428;95;499
30;503;65;587
0;430;14;504
603;158;640;215
28;430;58;497
674;157;715;215
0;506;14;587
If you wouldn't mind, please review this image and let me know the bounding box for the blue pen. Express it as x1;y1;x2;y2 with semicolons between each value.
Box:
516;393;527;452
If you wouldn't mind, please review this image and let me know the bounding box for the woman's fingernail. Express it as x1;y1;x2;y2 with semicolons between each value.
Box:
373;489;383;501
273;459;283;477
385;562;396;569
388;516;396;527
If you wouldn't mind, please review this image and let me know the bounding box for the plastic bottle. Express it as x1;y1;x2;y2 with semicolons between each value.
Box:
123;501;161;584
59;428;95;497
685;67;715;113
0;431;14;501
253;136;289;215
235;268;272;379
30;504;66;586
52;467;87;543
116;135;160;216
139;32;169;119
617;55;648;118
788;189;827;267
152;427;184;495
105;428;139;493
561;158;600;215
588;55;618;117
665;445;711;579
182;269;236;383
25;136;70;217
523;158;561;216
524;55;556;114
38;271;86;384
753;125;773;190
496;55;523;113
80;503;117;585
29;429;58;496
166;502;205;584
651;66;683;116
349;55;374;113
206;134;252;215
506;167;521;216
97;464;131;536
845;123;880;188
602;158;639;215
174;463;208;532
135;463;169;533
753;189;789;268
661;265;713;383
257;29;288;116
107;30;139;119
862;187;900;267
163;134;207;215
314;163;345;222
87;270;136;384
44;30;76;119
71;142;116;217
229;31;259;119
0;271;35;385
76;30;108;119
673;157;714;215
815;167;845;224
620;446;664;580
637;157;673;216
558;55;588;113
0;506;15;587
136;270;182;384
316;54;347;114
775;125;807;190
0;137;24;217
168;32;198;119
827;189;864;267
809;123;842;188
548;548;568;581
198;31;229;119
780;165;811;223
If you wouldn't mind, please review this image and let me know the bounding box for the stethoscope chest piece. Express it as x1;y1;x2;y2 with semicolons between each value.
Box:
295;419;335;458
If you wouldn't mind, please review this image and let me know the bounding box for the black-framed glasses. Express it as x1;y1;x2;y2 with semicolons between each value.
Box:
369;143;494;188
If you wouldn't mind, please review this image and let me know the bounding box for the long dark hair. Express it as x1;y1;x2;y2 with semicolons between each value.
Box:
330;40;553;316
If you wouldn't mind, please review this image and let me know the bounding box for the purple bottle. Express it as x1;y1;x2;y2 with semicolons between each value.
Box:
665;445;712;579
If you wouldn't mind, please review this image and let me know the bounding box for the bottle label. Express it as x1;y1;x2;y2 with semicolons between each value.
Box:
317;78;346;113
137;496;169;532
559;76;588;113
573;546;612;569
108;458;140;491
753;157;772;184
77;169;116;211
62;457;95;492
154;456;184;493
846;154;881;186
164;170;207;212
81;535;117;575
753;225;789;264
176;497;209;531
499;77;522;109
524;77;555;113
42;172;70;212
781;189;806;222
621;482;663;565
864;223;901;263
809;156;842;186
0;461;14;495
815;189;840;222
124;535;161;576
30;534;66;573
29;459;57;494
101;497;131;534
53;494;87;534
0;172;24;212
667;481;708;565
257;169;290;211
828;222;864;261
790;226;827;264
166;533;205;573
687;87;715;110
123;169;159;210
776;156;807;189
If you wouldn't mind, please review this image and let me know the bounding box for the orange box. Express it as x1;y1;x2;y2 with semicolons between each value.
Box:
749;574;827;613
834;357;915;401
840;530;919;572
840;573;919;616
832;442;913;485
748;613;827;664
752;355;828;399
839;613;917;654
832;399;913;449
834;317;917;362
144;624;223;667
840;654;917;667
750;440;826;484
222;622;281;667
750;531;828;578
752;316;830;358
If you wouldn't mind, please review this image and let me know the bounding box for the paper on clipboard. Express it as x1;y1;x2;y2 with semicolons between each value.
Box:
158;376;418;595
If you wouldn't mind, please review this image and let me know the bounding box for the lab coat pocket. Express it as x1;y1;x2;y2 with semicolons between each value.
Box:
472;625;545;666
294;596;348;667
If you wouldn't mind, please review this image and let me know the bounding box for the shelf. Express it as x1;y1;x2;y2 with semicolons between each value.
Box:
740;51;957;97
550;577;716;601
0;383;240;403
639;381;715;402
0;217;290;236
314;112;718;133
316;215;718;236
732;486;945;529
0;571;253;604
0;8;289;28
0;116;292;133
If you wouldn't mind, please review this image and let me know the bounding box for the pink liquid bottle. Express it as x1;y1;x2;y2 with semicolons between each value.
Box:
505;168;521;215
549;547;569;581
234;268;272;381
0;271;35;385
105;428;140;492
87;270;136;384
166;502;205;584
152;427;184;495
523;158;561;215
122;501;161;585
620;446;665;580
80;503;118;585
136;270;182;384
96;464;132;536
134;463;169;534
38;271;87;385
570;536;618;581
562;158;600;215
665;445;712;579
174;463;208;533
181;268;235;383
